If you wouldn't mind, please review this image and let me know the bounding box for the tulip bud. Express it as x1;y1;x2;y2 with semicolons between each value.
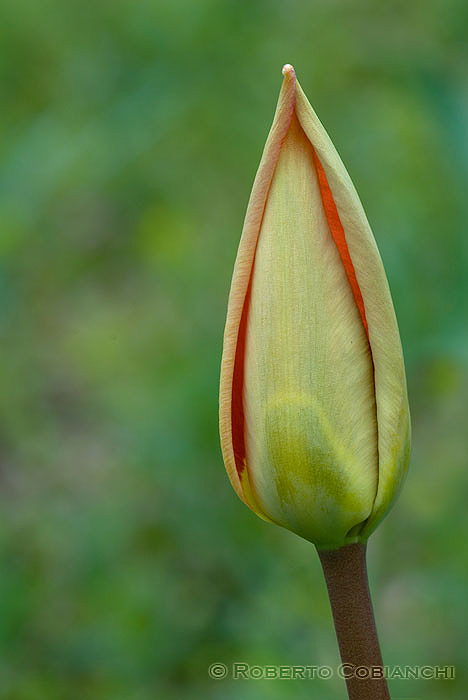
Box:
219;65;410;549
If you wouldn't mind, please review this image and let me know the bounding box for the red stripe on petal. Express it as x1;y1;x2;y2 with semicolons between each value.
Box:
312;149;369;338
231;277;252;477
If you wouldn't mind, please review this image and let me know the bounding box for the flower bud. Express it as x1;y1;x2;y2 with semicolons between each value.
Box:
219;65;410;549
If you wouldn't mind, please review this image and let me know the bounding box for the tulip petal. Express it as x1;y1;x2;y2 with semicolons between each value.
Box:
243;113;378;547
294;82;411;534
219;67;297;519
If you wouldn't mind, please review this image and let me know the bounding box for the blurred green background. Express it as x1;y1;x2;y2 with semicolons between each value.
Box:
0;1;467;698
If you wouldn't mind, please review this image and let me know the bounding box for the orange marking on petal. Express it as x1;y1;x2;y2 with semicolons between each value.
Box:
231;277;252;477
312;149;369;338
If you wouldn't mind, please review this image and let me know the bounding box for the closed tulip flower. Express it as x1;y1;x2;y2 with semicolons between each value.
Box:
219;65;410;551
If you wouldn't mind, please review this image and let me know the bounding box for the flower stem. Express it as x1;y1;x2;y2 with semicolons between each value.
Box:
317;542;390;700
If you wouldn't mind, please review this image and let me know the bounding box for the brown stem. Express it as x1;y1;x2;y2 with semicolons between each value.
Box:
317;542;390;700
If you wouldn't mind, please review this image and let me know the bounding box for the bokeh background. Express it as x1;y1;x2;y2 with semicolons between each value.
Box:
0;1;467;698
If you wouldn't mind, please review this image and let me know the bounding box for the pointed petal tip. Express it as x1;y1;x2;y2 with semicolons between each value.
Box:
281;63;296;79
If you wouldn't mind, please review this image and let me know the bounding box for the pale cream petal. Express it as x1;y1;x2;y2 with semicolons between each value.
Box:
243;113;378;548
219;67;296;513
294;81;411;534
